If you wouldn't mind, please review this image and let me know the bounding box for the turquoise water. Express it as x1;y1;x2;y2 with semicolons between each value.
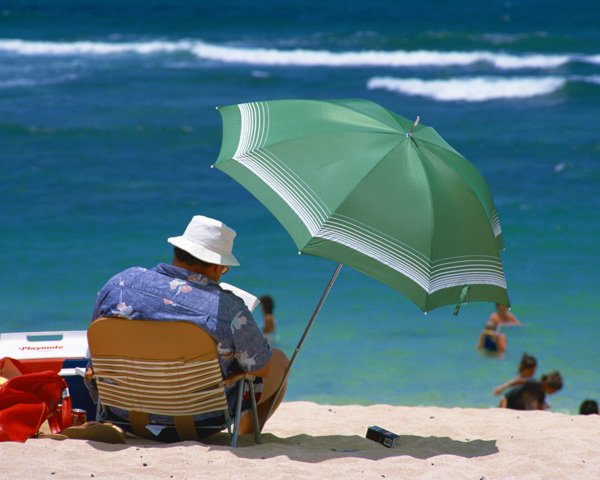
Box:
1;0;599;414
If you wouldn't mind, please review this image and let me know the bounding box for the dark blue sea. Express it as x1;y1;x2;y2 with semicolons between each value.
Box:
1;0;599;414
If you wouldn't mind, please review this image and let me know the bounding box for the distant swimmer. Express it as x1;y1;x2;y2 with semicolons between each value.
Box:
259;295;276;336
477;320;506;353
489;303;522;326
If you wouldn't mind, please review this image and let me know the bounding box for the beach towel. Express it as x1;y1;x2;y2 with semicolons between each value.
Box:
0;357;71;442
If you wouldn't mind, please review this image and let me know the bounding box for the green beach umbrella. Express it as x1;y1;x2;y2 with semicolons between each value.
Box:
215;98;508;312
214;98;509;427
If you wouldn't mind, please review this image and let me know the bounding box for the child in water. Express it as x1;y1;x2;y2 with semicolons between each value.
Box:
499;370;563;410
477;320;506;353
493;352;537;396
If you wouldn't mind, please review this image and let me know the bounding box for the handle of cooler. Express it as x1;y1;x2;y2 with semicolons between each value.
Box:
0;330;89;359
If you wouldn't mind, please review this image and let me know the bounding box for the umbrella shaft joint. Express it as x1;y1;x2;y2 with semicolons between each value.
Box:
406;116;420;146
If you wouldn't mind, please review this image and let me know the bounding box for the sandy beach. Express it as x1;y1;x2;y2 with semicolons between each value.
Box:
1;401;599;479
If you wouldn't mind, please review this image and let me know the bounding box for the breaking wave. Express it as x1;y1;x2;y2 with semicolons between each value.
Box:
366;76;574;101
1;38;598;70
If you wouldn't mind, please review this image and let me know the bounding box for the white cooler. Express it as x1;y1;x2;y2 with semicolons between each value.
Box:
0;330;95;419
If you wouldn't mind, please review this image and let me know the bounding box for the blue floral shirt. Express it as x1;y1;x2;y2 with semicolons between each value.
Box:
92;263;272;378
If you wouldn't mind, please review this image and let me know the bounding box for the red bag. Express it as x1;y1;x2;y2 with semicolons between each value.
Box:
0;357;72;442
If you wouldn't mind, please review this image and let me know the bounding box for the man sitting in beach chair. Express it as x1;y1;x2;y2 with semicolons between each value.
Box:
85;215;289;441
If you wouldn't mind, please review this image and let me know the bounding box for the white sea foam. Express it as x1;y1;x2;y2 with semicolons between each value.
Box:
579;74;600;85
583;54;600;65
366;76;567;101
0;73;79;89
189;42;571;69
0;78;38;88
0;38;593;70
0;39;192;56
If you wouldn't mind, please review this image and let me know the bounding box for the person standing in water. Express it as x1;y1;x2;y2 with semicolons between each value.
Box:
489;303;522;326
260;295;276;336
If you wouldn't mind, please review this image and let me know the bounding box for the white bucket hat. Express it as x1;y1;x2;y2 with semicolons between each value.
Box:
168;215;240;266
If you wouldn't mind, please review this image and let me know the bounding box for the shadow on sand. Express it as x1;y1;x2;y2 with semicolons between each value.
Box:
86;432;498;463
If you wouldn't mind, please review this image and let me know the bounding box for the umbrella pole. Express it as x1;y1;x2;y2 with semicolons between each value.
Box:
259;263;343;432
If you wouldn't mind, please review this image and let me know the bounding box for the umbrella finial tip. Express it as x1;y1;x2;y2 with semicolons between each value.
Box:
410;116;420;131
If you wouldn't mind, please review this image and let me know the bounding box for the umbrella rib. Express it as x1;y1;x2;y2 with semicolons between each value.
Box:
254;151;330;225
318;214;507;294
430;273;507;292
238;102;269;154
430;257;506;291
235;150;331;235
490;210;502;239
317;214;432;290
416;136;504;244
234;102;334;236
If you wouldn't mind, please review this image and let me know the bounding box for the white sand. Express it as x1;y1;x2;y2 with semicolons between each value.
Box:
1;401;599;479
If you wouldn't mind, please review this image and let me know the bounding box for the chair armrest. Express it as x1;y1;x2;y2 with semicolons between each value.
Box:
223;372;256;387
84;366;95;382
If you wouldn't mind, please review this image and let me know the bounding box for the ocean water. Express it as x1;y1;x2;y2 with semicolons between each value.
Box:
1;0;599;414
